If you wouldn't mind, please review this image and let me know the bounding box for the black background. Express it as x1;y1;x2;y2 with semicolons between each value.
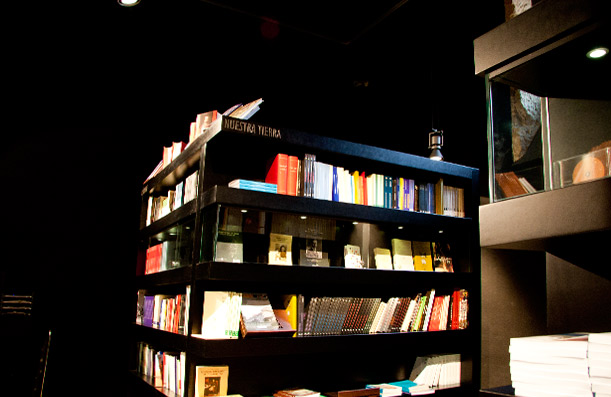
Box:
1;1;504;395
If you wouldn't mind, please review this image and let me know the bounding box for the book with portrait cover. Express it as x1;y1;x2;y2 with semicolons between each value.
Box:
195;365;228;397
268;233;292;265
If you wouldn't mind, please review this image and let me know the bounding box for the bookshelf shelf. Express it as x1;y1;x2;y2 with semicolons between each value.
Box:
130;116;480;397
188;329;474;359
474;0;611;392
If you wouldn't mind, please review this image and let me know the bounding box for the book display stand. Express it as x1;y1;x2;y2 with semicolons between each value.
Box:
130;115;480;396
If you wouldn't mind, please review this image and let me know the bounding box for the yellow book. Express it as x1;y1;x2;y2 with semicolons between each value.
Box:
412;241;433;271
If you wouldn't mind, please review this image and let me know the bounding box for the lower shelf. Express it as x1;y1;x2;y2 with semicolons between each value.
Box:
127;370;181;397
480;385;515;396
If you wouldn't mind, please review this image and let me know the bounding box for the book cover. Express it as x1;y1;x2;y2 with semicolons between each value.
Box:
344;244;363;268
432;241;454;272
495;171;528;198
391;239;414;271
195;365;229;397
266;153;288;195
240;293;279;334
373;247;393;270
412;241;433;271
268;233;292;265
215;230;243;263
200;291;242;339
287;155;299;196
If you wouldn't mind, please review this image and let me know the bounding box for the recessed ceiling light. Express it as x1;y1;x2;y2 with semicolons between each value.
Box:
118;0;140;6
586;47;609;59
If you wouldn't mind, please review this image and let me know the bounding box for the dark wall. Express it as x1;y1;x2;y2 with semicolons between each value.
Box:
1;1;503;395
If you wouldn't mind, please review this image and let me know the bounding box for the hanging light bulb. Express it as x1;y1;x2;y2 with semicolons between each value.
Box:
429;129;443;161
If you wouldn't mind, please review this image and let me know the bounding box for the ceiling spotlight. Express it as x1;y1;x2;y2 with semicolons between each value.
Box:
587;47;609;59
118;0;140;6
428;129;444;161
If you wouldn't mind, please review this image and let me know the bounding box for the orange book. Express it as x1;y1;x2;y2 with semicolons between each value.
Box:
266;153;288;194
287;155;298;196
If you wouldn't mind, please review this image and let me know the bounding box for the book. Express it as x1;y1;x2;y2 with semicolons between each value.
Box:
268;233;292;265
495;171;528;198
215;230;243;263
344;244;363;268
195;365;229;397
391;239;414;271
266;154;288;195
227;98;263;120
287;155;299;196
412;241;433;271
240;293;280;333
432;242;454;272
325;388;380;397
274;388;320;397
373;248;393;270
199;291;242;339
299;238;329;267
228;179;277;193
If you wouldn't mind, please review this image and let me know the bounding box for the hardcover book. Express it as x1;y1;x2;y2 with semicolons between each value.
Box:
266;153;288;195
391;239;414;271
195;365;229;397
373;248;393;270
268;233;292;265
412;241;433;271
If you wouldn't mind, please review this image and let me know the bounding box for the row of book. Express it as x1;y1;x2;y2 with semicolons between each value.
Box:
145;171;198;226
215;230;453;273
145;241;180;275
509;331;611;397
137;342;186;397
298;289;468;337
136;288;190;335
190;353;462;397
144;99;263;185
194;289;468;340
256;152;466;217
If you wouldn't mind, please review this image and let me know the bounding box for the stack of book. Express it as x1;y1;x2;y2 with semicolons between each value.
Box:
589;332;611;397
509;332;592;397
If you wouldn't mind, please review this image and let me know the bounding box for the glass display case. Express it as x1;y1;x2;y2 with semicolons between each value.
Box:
475;0;610;202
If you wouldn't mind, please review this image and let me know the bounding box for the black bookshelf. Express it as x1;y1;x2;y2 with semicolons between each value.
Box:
130;116;481;397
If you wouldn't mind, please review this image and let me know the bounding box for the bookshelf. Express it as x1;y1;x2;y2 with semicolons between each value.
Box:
474;0;611;394
129;115;480;397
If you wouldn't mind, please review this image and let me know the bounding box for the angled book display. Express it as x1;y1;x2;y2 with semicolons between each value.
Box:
131;113;480;396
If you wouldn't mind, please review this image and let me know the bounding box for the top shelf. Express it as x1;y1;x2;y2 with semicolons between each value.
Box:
142;116;478;196
473;0;610;99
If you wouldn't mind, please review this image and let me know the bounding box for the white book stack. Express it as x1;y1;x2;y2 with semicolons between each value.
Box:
589;332;611;397
509;333;592;397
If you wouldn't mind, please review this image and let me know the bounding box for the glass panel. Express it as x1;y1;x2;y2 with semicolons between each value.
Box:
487;79;545;202
145;217;195;274
209;204;470;273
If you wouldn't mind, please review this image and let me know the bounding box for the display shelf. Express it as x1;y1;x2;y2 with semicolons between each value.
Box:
128;371;181;397
474;0;610;99
135;266;192;289
203;185;472;231
131;324;188;351
131;115;480;397
480;177;611;250
189;328;473;359
194;261;474;290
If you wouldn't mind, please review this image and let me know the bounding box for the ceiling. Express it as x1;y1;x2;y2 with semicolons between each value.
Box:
7;0;505;170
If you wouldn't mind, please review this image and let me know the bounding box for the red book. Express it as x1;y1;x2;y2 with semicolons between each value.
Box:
360;171;367;206
287;155;299;196
266;153;288;194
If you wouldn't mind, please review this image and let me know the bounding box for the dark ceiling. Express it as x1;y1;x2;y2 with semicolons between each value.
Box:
8;0;504;167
